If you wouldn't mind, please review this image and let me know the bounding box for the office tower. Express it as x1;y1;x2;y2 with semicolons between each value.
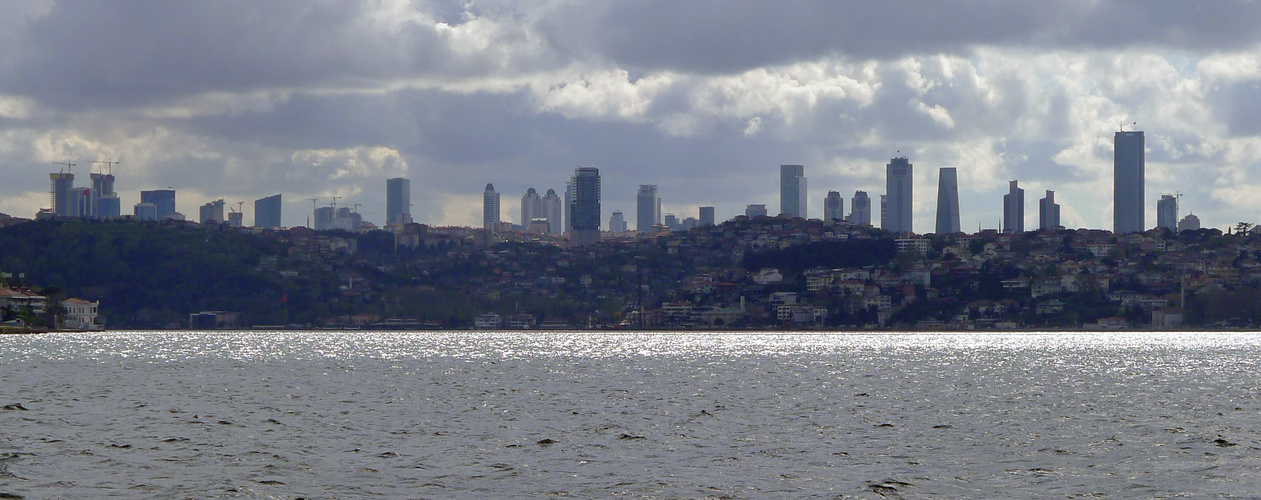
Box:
72;188;94;218
681;217;699;231
609;210;627;233
542;188;563;235
664;213;679;230
1178;213;1200;232
1039;190;1060;230
564;181;574;234
1114;130;1145;233
934;167;960;234
824;191;844;221
227;211;243;227
1157;194;1178;230
521;188;541;229
780;164;806;218
140;189;176;220
50;173;75;217
331;207;363;230
569;167;601;246
199;199;226;224
90;172;119;219
636;185;660;233
254;194;282;228
849;191;871;225
386;177;411;225
1003;180;1024;233
745;204;768;218
483;183;500;230
699;206;715;226
134;202;158;221
314;206;335;230
885;157;913;233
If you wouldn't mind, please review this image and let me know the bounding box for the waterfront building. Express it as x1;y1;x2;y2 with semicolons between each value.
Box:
824;191;844;221
569;167;601;246
935;167;960;234
885;157;913;233
780;165;806;218
254;194;282;228
386;177;411;226
1039;190;1060;230
1114;130;1145;233
636;185;660;233
1003;180;1024;233
483;183;500;231
1157;194;1178;231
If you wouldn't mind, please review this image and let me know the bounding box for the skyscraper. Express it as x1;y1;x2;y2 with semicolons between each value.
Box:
1114;130;1145;233
91;172;120;219
824;191;843;221
199;199;225;224
254;194;282;228
935;167;960;234
141;189;176;220
699;206;715;226
314;206;335;230
1178;213;1200;232
1157;194;1178;230
609;210;627;233
1039;190;1060;230
885;157;913;233
779;164;807;218
134;202;157;221
569;167;601;246
483;183;500;230
541;188;563;235
849;191;871;226
386;177;411;226
636;185;660;233
521;188;541;229
49;173;75;217
1003;180;1025;233
745;204;767;218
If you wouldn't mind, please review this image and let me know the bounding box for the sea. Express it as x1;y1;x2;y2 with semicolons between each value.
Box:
2;331;1261;499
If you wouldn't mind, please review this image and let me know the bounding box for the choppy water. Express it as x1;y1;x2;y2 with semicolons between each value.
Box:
3;332;1261;498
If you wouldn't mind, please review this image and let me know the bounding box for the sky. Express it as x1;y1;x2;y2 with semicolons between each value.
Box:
2;0;1261;233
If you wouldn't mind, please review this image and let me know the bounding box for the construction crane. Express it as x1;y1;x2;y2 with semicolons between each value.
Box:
352;203;362;213
51;161;76;174
329;196;342;210
92;158;120;175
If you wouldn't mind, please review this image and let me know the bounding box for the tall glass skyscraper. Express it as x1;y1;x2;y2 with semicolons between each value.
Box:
569;167;601;246
254;194;282;228
1114;130;1145;233
698;206;715;226
1156;194;1178;230
521;187;541;229
386;177;411;226
141;189;176;220
1003;180;1025;233
636;185;660;233
779;165;806;218
1039;190;1060;230
541;188;563;235
935;167;960;234
849;191;871;226
884;157;913;233
823;191;843;221
483;183;500;230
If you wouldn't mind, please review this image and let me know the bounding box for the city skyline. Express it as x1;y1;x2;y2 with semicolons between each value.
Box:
3;3;1261;232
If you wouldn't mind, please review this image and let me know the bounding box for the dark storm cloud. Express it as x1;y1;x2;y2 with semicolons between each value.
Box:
546;1;1261;73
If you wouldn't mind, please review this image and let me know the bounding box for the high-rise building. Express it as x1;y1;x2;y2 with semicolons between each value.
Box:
1157;194;1178;230
569;167;601;246
50;173;75;217
141;189;176;221
1178;213;1200;232
254;194;282;228
89;172;117;218
780;164;806;218
564;181;574;234
935;167;960;234
1003;180;1025;233
609;210;627;233
227;210;243;227
386;177;411;226
1039;190;1060;230
199;199;226;224
541;188;563;235
636;185;660;233
134;202;157;221
314;206;335;230
745;204;767;218
698;206;715;226
331;206;363;230
849;191;871;226
1114;130;1145;233
824;191;844;221
97;194;121;219
521;188;541;229
885;157;913;233
664;213;679;231
483;183;500;230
